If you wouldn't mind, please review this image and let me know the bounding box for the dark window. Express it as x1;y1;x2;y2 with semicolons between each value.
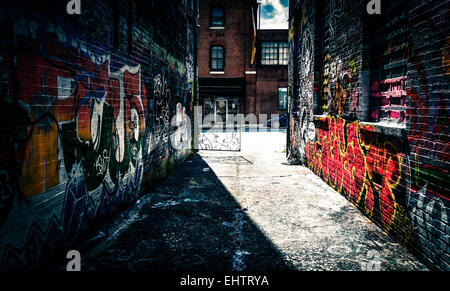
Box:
211;7;224;27
261;42;289;65
368;0;408;124
211;46;224;71
278;88;287;110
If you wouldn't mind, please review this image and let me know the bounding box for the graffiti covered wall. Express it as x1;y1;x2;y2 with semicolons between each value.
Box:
0;0;197;269
288;0;449;270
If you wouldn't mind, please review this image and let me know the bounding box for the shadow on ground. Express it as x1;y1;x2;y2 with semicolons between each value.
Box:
72;154;293;271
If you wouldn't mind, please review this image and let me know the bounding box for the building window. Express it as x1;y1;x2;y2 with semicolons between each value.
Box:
211;7;224;27
368;1;408;124
211;46;224;71
278;88;287;110
261;42;289;65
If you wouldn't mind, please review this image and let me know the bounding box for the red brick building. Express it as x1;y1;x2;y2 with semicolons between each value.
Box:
198;0;288;125
256;30;289;118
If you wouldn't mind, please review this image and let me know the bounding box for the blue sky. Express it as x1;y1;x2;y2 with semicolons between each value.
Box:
260;0;289;29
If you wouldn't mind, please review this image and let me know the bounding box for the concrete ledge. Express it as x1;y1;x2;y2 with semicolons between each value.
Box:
311;115;407;140
360;121;407;140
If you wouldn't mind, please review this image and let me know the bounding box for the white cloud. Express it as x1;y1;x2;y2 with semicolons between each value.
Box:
259;0;289;30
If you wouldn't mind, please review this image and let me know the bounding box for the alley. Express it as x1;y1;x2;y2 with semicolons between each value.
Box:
74;131;428;271
1;0;448;274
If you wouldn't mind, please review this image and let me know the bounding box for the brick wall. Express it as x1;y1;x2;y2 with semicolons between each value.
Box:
198;0;254;78
256;30;288;117
0;0;197;269
255;70;288;116
198;0;288;119
288;0;449;270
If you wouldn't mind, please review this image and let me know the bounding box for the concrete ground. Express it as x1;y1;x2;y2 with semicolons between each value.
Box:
73;131;428;271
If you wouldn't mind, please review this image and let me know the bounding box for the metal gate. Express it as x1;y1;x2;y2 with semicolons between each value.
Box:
197;125;241;151
194;101;242;152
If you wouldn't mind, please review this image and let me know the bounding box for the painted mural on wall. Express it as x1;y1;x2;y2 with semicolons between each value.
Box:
305;116;413;245
294;0;315;164
325;56;359;116
288;0;449;270
404;0;450;268
0;1;195;269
